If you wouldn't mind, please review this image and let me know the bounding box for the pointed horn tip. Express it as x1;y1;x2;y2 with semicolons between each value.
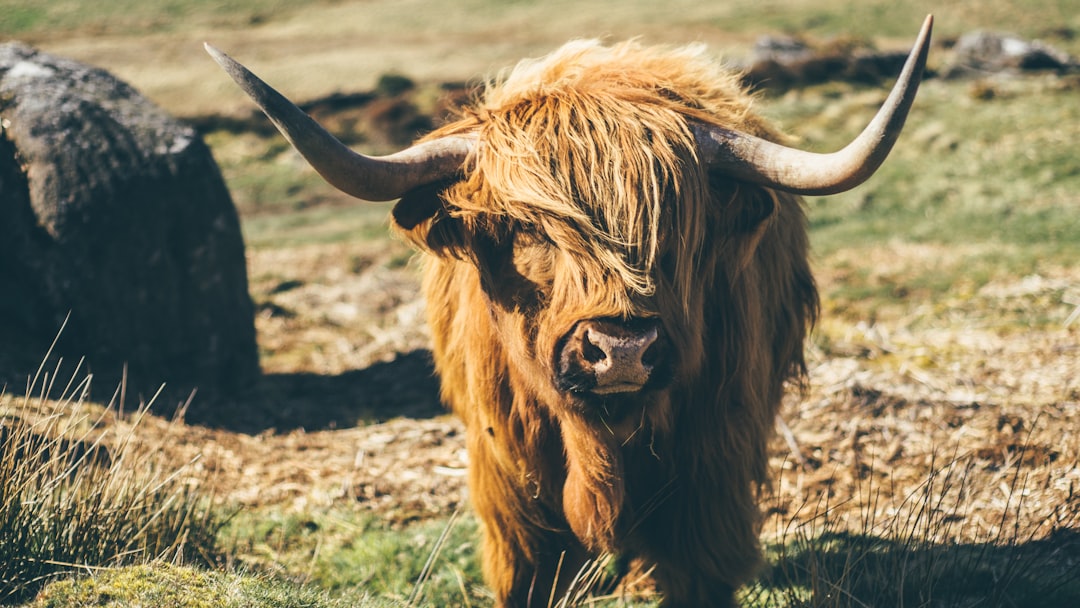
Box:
202;43;269;100
203;42;223;61
914;15;934;53
920;14;934;42
203;42;239;72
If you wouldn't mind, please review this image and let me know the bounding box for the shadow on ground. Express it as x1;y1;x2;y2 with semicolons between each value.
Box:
755;528;1080;607
182;349;445;434
0;345;444;435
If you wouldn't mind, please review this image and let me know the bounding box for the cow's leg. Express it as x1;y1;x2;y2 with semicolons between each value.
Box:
467;427;589;607
650;567;737;608
479;524;590;608
629;480;761;608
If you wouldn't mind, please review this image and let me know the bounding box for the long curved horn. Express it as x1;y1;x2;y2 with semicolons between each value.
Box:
694;14;933;196
204;43;473;202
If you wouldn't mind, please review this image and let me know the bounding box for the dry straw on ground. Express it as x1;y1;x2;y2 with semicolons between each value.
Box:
123;242;1080;548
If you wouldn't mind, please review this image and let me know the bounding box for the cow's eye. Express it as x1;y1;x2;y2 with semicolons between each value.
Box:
473;231;553;313
511;235;556;292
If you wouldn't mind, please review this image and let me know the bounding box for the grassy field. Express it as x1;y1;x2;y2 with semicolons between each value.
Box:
3;0;1079;606
6;0;1080;116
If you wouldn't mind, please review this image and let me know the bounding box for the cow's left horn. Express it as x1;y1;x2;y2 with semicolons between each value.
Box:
205;43;473;202
694;14;933;195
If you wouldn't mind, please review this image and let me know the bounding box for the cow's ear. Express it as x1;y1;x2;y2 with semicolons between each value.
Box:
391;178;470;256
710;177;780;273
730;185;778;236
391;179;454;231
708;174;778;238
734;187;779;271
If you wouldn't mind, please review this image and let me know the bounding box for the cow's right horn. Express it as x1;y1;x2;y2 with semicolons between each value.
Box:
694;14;933;196
205;43;473;202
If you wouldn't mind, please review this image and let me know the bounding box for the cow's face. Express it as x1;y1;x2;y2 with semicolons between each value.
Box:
478;222;678;433
393;93;755;438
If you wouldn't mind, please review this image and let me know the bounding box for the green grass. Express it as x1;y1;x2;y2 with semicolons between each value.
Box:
0;4;46;33
220;507;486;605
241;202;397;249
745;76;1080;322
768;79;1080;256
9;0;1080;50
146;450;1080;608
713;0;1080;47
0;0;337;37
203;131;339;217
24;562;366;608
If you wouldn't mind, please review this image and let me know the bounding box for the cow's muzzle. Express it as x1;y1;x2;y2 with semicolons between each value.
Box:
555;318;669;396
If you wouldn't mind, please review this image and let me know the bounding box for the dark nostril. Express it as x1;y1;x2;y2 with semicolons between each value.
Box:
582;331;607;364
640;341;660;368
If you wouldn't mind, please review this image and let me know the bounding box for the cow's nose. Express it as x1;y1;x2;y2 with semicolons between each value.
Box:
556;319;665;395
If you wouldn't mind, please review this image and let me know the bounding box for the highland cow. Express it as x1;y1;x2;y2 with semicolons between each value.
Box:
208;16;932;607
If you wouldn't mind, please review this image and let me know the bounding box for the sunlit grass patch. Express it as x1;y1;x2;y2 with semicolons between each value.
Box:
747;77;1080;330
782;78;1080;258
221;506;487;606
0;0;334;37
25;562;366;608
242;203;398;249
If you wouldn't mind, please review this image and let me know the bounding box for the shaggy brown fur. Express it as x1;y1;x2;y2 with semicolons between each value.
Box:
393;40;818;607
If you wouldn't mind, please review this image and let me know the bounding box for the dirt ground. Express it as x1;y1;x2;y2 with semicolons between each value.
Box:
78;238;1071;549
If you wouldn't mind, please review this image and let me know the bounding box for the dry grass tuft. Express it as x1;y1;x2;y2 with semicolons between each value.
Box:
750;445;1080;607
0;337;223;603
